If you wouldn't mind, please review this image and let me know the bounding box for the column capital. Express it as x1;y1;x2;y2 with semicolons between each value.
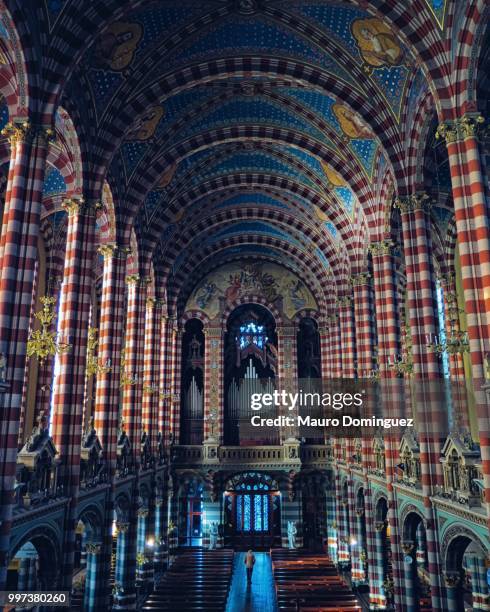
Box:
126;274;140;285
436;114;485;143
350;272;370;287
146;297;156;309
394;193;430;214
1;121;55;145
326;313;338;325
369;239;393;256
115;521;130;534
62;197;101;217
98;243;131;259
85;542;102;554
336;295;352;307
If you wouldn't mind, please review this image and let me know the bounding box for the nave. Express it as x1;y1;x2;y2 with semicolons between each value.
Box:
0;1;488;611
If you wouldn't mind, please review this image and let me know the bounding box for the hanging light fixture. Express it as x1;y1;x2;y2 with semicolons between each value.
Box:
27;296;70;364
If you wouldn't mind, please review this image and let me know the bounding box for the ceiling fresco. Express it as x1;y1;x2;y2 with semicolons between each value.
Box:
33;0;470;316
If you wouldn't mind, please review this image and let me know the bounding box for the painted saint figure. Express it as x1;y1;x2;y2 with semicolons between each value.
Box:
351;18;403;68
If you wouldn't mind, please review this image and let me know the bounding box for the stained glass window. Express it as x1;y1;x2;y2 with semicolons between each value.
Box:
243;495;251;531
436;279;450;379
237;494;243;530
263;495;269;530
236;494;269;532
238;321;268;349
254;495;262;531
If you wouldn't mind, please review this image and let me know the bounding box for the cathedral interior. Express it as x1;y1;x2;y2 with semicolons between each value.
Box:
0;0;488;610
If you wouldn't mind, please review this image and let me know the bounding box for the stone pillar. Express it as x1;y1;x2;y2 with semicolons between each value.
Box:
153;496;168;575
142;297;159;454
113;522;135;610
328;313;342;378
51;197;96;589
170;324;182;443
0;123;50;588
443;572;461;612
326;484;338;563
93;243;128;608
83;542;102;612
121;275;146;468
397;194;445;610
277;324;298;441
203;325;223;442
351;272;375;377
466;554;489;611
371;522;388;609
337;295;356;378
319;324;331;379
136;508;153;585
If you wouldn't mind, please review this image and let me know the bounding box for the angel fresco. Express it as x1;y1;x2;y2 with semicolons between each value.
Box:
93;21;142;71
195;281;218;310
332;103;372;140
287;279;308;311
126;105;164;141
351;18;403;68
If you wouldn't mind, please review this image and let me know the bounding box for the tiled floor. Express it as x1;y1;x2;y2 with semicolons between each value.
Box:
226;552;278;612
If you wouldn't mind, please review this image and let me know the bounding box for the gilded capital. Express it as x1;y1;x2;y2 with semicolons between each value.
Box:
350;272;370;287
1;121;55;145
369;240;393;256
98;243;116;258
61;197;85;215
337;295;352;307
115;521;129;534
436;114;485;143
394;193;430;214
146;297;156;308
126;274;140;285
86;542;102;554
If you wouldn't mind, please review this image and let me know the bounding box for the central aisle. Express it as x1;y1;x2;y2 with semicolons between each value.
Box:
226;552;278;612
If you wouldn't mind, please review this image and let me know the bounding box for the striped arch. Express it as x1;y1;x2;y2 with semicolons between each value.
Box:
126;228;139;278
175;249;329;320
221;294;284;328
171;237;333;318
451;0;489;114
150;176;355;263
97;58;405;201
407;90;438;193
158;208;345;283
180;310;211;327
292;309;321;325
0;1;28;117
121;123;375;229
146;172;358;263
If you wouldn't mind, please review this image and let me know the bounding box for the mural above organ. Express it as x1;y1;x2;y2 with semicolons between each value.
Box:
186;261;318;320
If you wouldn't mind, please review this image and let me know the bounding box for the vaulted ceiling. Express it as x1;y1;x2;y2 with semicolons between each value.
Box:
1;0;485;317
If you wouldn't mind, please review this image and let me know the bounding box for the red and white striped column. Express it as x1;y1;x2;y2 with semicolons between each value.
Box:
328;313;342;378
51;197;97;588
397;193;444;610
171;324;182;443
338;295;356;378
158;314;170;440
121;275;146;469
438;115;490;526
0;123;50;589
370;239;404;609
319;323;331;379
351;273;374;378
351;272;375;588
142;297;160;454
93;243;128;608
203;325;224;442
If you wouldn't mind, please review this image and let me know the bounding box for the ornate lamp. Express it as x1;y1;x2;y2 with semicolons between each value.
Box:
27;296;70;364
86;327;112;377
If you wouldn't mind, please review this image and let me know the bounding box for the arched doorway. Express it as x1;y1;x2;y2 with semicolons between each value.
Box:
402;511;431;611
224;472;281;550
445;534;488;611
